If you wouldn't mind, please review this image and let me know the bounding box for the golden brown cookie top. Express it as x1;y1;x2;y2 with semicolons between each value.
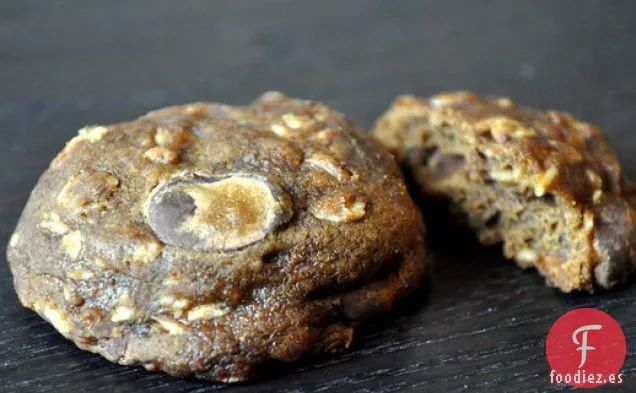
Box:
373;91;636;291
374;91;624;208
7;92;427;381
19;91;425;305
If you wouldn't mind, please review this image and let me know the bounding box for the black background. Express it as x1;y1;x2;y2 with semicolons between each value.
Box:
1;1;635;392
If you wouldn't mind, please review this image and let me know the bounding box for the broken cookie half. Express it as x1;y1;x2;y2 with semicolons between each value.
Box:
6;92;427;382
372;91;636;292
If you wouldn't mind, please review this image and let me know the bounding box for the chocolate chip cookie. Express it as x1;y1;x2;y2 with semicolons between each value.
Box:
6;92;427;382
372;92;636;292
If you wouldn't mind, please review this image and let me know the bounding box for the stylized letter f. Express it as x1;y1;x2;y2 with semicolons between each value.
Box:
572;324;602;368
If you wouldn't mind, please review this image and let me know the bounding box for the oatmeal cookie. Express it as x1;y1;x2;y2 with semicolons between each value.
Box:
372;91;635;292
6;92;427;382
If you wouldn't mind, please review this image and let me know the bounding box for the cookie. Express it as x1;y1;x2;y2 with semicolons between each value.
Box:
6;92;428;382
372;91;636;292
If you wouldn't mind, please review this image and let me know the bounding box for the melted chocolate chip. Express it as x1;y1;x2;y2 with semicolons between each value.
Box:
432;154;466;179
146;173;292;252
593;197;636;288
147;190;199;250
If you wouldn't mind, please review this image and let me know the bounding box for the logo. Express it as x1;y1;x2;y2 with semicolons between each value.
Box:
546;308;626;388
572;324;602;368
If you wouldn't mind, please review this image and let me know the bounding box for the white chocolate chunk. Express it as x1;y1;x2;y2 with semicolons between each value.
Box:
152;316;186;334
307;153;352;181
111;306;137;322
143;146;180;164
132;240;163;263
517;248;538;263
78;126;109;142
61;231;82;260
586;169;603;189
187;303;231;321
9;232;20;248
271;123;291;138
310;194;367;223
534;166;559;197
67;269;94;280
490;169;520;184
36;303;72;335
281;113;313;129
430;91;477;107
39;213;70;235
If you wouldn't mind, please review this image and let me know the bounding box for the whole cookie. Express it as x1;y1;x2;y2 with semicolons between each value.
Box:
372;92;636;293
6;92;427;382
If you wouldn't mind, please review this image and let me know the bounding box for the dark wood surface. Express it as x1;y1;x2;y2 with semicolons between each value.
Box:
1;1;636;392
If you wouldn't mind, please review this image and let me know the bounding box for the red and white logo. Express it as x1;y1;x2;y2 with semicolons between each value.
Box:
546;308;626;388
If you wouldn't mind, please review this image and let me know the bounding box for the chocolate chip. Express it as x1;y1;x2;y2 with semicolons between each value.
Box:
147;190;199;250
406;145;438;167
593;197;636;288
146;173;293;252
432;154;466;179
336;282;391;321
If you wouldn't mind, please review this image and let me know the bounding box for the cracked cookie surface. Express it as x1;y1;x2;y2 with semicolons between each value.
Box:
6;92;427;382
372;91;636;293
